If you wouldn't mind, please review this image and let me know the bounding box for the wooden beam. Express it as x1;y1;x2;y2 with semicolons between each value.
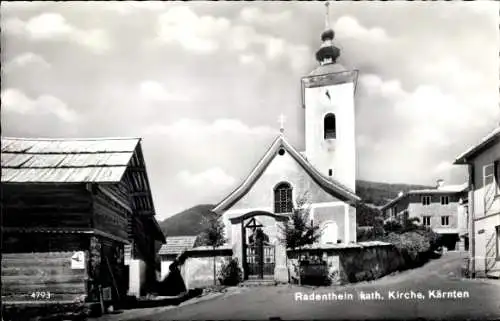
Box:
93;229;130;244
131;191;149;197
128;167;145;172
97;186;133;214
134;210;154;216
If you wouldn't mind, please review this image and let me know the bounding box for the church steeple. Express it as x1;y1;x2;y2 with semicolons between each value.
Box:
315;1;340;65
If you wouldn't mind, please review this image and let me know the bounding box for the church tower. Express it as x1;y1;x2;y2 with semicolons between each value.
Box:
302;2;358;192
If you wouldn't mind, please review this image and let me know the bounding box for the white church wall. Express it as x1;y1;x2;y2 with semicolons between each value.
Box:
349;206;357;243
313;205;346;243
320;220;339;244
228;149;342;211
304;81;357;192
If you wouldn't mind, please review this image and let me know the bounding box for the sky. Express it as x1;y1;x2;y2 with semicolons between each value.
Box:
1;1;499;220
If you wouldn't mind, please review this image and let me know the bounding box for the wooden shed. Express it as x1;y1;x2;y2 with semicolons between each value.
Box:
1;137;166;305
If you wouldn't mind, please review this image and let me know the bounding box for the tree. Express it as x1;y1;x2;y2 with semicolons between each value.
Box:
199;213;226;285
279;195;320;250
279;194;320;285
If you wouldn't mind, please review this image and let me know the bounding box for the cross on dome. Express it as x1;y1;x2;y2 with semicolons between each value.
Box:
278;114;286;134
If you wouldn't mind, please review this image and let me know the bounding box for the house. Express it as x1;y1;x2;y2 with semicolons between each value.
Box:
381;180;469;251
454;126;500;278
1;137;166;305
158;236;198;280
211;8;362;284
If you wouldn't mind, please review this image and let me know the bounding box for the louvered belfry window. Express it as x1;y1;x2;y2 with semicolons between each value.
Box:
274;182;293;214
324;113;336;139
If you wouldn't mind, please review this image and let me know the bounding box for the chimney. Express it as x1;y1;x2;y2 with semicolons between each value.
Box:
398;191;404;197
436;179;444;189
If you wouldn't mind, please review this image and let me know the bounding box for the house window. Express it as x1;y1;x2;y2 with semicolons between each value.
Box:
274;182;293;214
423;216;431;226
324;113;336;139
484;163;499;212
391;207;397;218
441;216;450;226
422;196;431;206
441;196;449;205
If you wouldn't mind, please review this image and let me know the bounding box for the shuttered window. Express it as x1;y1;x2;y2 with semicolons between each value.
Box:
484;163;496;213
495;161;500;195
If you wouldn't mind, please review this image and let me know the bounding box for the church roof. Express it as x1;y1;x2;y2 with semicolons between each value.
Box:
212;134;361;214
309;63;348;76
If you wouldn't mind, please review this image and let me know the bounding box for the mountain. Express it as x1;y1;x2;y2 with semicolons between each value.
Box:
159;180;433;237
159;204;215;237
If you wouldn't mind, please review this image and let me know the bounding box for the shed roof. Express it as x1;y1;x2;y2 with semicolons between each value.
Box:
1;137;140;183
158;236;198;255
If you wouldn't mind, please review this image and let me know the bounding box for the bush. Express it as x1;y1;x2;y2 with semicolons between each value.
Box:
384;220;404;234
217;258;243;286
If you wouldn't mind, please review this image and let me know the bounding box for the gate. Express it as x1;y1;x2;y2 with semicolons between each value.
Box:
246;244;275;279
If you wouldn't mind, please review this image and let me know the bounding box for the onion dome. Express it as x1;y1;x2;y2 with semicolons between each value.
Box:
315;2;340;65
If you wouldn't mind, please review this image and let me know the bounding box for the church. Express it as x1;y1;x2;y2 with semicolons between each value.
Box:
212;5;361;283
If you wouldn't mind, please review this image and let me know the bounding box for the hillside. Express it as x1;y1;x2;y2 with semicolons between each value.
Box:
355;179;432;206
159;204;215;237
159;180;433;237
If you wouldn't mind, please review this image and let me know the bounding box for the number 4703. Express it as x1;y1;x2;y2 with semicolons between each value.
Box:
31;292;51;299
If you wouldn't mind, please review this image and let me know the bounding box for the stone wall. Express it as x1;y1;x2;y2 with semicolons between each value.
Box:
287;242;406;285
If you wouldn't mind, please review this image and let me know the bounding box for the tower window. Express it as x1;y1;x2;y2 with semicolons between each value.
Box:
274;182;293;214
324;113;336;139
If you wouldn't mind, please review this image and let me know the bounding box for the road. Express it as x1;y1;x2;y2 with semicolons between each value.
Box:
98;252;500;320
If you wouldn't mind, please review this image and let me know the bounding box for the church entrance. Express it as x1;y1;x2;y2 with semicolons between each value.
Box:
244;218;275;280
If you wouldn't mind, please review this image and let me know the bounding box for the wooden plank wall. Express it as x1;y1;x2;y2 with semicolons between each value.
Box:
93;183;131;241
2;233;88;254
2;184;92;229
1;252;87;303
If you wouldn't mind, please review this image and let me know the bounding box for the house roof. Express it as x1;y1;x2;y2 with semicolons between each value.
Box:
381;183;468;210
1;137;141;183
212;134;361;214
158;236;198;255
454;126;500;164
1;136;158;218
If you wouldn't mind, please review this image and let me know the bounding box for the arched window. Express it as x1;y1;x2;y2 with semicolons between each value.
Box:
324;113;336;139
274;182;293;214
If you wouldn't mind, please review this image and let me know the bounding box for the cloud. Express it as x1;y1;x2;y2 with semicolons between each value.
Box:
154;6;310;72
240;7;292;25
100;1;168;14
433;161;453;174
4;52;51;72
177;167;236;188
2;13;111;54
359;74;405;99
1;88;77;123
334;16;390;42
156;6;231;54
139;81;191;102
144;118;276;138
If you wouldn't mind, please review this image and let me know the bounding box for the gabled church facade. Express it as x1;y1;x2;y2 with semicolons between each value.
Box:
212;6;361;283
